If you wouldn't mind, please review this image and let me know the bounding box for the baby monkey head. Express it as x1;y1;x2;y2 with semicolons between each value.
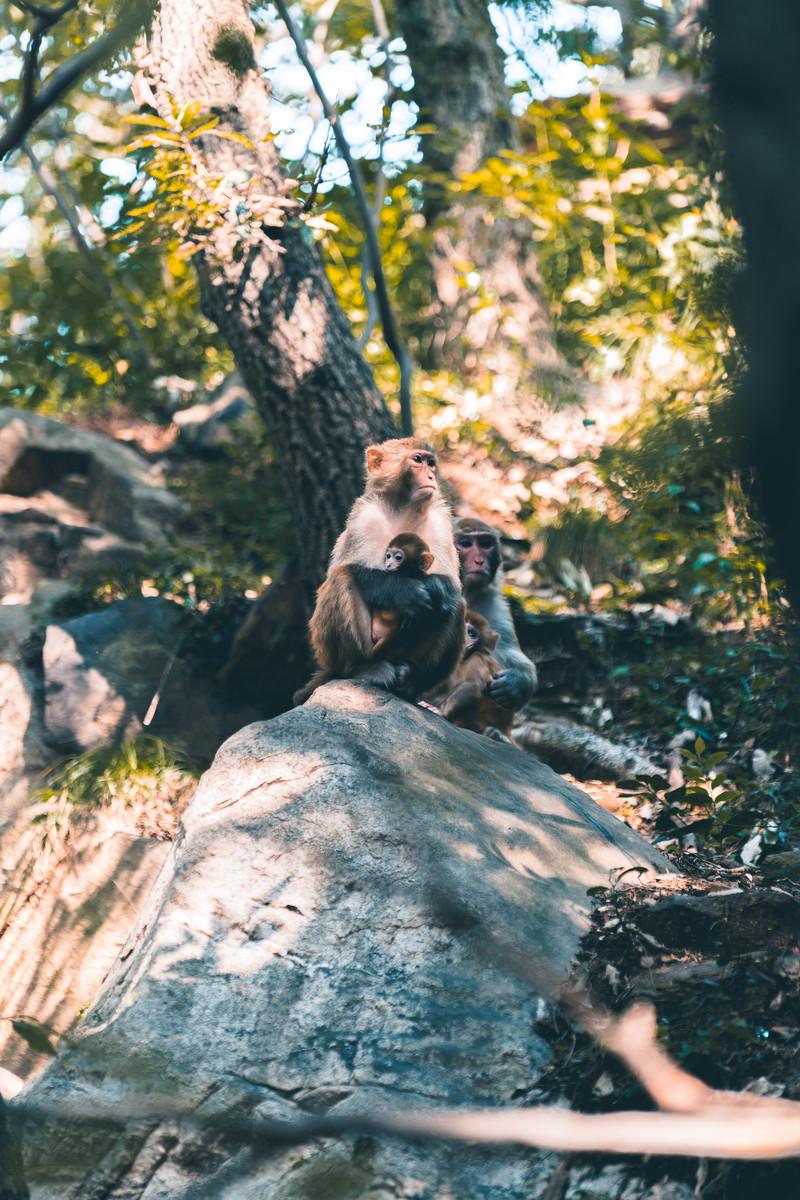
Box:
464;610;499;655
384;533;434;575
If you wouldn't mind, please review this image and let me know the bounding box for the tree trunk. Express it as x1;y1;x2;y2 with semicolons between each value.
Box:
138;0;397;705
710;0;800;606
139;0;396;598
394;0;570;411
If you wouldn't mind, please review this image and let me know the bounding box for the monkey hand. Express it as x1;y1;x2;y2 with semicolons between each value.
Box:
351;567;434;619
487;667;533;710
420;574;461;617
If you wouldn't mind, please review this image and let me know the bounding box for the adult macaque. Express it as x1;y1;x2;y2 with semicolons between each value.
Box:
453;516;537;710
427;611;515;743
293;440;464;704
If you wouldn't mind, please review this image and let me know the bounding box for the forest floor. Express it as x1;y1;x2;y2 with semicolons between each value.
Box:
533;865;800;1198
44;386;800;1196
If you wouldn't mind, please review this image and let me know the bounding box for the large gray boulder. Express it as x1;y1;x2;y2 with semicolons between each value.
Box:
40;597;259;761
17;682;671;1199
42;598;188;753
0;409;183;546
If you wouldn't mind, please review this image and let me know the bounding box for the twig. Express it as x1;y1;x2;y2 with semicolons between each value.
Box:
274;0;414;436
0;0;149;161
12;1086;800;1162
357;0;391;351
142;636;186;728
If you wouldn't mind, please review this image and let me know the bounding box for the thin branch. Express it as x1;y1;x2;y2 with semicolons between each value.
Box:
12;1083;800;1164
357;0;391;351
274;0;414;436
0;0;149;161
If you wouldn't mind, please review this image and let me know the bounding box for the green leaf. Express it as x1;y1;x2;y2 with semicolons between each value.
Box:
123;113;170;129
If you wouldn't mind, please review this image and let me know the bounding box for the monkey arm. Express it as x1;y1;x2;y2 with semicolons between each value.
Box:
467;588;536;709
310;566;373;672
417;573;461;620
349;565;435;618
487;664;535;710
440;679;483;719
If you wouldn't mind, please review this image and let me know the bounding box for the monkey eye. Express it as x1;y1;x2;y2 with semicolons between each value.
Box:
476;536;495;549
412;454;423;463
457;537;473;549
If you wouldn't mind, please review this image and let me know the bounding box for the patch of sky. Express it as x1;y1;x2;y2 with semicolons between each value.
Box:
0;0;622;251
0;212;29;254
265;0;622;186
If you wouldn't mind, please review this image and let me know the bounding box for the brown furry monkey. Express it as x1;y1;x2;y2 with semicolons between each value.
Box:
293;442;464;704
370;533;434;652
426;610;516;743
454;516;536;711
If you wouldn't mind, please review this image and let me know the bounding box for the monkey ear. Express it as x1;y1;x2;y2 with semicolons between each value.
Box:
366;445;384;474
420;551;434;573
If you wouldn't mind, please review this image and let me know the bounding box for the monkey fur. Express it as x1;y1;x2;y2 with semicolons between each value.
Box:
452;516;536;711
293;441;464;704
426;610;516;743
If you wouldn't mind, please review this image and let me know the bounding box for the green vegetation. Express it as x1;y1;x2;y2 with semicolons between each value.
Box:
31;735;197;846
1;1;796;865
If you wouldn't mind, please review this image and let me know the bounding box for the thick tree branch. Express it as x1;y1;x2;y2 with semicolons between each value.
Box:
274;0;414;436
0;0;149;161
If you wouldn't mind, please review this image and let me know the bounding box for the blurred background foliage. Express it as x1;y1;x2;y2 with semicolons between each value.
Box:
1;0;797;861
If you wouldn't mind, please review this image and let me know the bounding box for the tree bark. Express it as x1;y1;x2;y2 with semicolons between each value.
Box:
394;0;570;408
710;0;800;606
137;0;397;705
139;0;396;600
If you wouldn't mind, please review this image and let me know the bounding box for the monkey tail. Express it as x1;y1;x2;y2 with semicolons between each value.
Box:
292;669;333;706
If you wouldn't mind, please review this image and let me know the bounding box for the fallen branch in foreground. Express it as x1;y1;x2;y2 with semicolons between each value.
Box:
13;893;800;1167
12;999;800;1163
11;1071;800;1163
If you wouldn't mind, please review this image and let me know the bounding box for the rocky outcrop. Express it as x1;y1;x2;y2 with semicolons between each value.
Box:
42;598;188;753
0;409;183;548
17;682;671;1199
0;413;197;1090
0;410;188;839
0;830;171;1080
172;371;255;455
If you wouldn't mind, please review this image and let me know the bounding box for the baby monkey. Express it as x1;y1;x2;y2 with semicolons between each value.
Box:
426;610;516;744
370;533;434;652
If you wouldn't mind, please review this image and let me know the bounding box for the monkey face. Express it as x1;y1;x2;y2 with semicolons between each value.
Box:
405;448;438;502
464;609;499;653
365;439;439;507
384;546;406;571
456;530;499;582
465;621;481;653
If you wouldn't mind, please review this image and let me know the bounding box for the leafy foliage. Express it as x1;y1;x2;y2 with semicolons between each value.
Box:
31;734;197;845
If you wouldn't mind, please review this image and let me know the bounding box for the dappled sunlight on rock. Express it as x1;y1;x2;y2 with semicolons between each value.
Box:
19;680;671;1196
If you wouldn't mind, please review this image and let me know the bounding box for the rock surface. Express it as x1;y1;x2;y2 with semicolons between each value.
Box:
17;682;671;1199
42;598;188;753
172;371;255;454
0;408;183;547
0;830;171;1078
